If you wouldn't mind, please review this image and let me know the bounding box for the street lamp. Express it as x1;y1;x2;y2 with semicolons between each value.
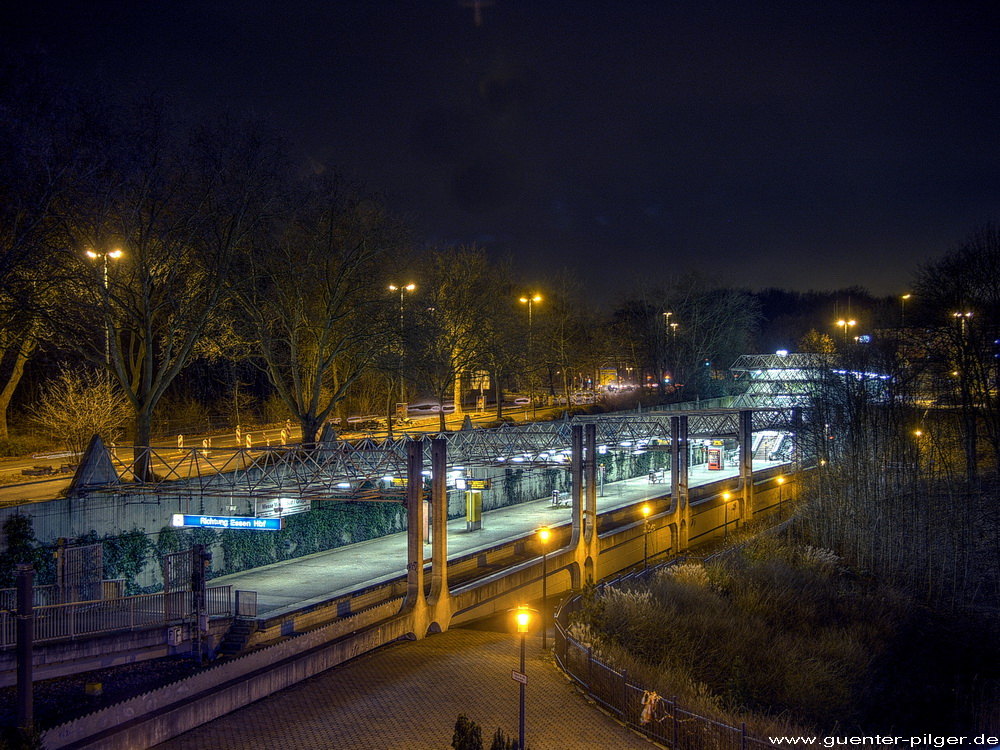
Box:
512;605;535;750
836;319;856;343
519;294;542;418
641;503;652;569
85;247;123;368
776;475;785;518
388;283;416;432
722;491;731;541
537;526;551;650
900;294;911;327
952;311;972;336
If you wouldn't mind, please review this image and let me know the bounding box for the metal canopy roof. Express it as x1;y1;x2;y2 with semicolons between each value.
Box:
93;407;797;501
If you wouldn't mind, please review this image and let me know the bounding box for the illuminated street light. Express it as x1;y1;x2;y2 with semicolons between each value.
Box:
952;311;972;336
537;526;551;650
722;491;732;540
777;475;785;518
388;283;416;435
511;605;535;750
519;294;542;419
836;319;856;343
900;293;911;327
85;247;124;368
641;504;652;569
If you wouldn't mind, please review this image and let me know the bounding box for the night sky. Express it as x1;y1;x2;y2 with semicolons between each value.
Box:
7;1;999;304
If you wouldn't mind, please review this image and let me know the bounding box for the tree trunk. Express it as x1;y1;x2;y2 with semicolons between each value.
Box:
494;368;504;421
300;414;323;448
133;409;153;482
0;336;35;442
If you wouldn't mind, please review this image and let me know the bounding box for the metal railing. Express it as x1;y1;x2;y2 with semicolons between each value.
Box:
0;584;60;610
0;584;233;648
554;567;777;750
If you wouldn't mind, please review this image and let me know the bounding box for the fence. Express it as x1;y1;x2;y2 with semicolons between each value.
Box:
0;584;233;649
554;565;776;750
0;584;60;610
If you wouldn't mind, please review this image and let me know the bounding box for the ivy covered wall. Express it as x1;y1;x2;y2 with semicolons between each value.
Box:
0;447;659;589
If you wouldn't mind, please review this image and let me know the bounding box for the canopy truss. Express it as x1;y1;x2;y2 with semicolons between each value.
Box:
92;408;797;502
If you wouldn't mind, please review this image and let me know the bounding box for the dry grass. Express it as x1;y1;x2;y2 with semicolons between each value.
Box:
577;540;928;734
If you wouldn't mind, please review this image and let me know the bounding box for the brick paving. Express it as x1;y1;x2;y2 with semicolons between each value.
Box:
155;628;655;750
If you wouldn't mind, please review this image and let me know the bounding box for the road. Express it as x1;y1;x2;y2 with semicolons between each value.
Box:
0;404;551;507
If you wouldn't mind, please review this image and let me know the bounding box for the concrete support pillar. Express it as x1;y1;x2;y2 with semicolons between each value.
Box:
671;415;690;550
792;406;803;475
403;438;426;612
738;409;754;522
429;438;449;605
570;424;583;548
584;424;597;546
16;562;33;732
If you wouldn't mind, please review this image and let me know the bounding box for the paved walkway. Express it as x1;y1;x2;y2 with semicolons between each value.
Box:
155;628;654;750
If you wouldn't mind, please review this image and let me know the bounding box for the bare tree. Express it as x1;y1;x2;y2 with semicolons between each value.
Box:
0;51;89;440
32;367;131;455
53;109;283;477
232;177;402;445
913;223;1000;477
535;271;598;405
609;275;760;399
406;247;496;431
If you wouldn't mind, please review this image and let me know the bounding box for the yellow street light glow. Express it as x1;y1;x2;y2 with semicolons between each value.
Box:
777;476;785;485
108;248;123;259
641;503;651;519
519;294;542;304
85;250;98;259
515;607;532;633
914;429;923;437
537;526;551;543
722;492;730;501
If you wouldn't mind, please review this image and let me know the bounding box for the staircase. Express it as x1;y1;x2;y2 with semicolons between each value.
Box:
218;618;257;656
754;435;776;460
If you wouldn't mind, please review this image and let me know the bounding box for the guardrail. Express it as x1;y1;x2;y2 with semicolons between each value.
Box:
554;564;776;750
0;585;233;649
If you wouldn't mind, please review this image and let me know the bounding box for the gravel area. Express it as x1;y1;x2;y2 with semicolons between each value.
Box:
1;657;211;731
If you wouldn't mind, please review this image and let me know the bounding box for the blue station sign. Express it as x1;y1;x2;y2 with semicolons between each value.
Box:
171;514;284;531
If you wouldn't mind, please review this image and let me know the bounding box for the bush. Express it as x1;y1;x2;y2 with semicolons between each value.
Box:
452;715;482;750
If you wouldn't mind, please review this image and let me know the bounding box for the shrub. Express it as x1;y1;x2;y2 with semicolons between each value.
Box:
452;715;482;750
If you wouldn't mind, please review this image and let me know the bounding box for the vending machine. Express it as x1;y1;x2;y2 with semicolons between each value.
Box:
707;447;724;470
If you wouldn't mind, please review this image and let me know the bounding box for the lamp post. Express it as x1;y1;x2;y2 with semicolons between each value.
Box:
836;318;856;343
900;294;911;327
519;294;542;419
388;283;416;432
513;606;534;750
776;475;785;518
85;247;123;369
641;503;652;569
722;491;731;541
952;310;972;336
537;526;551;649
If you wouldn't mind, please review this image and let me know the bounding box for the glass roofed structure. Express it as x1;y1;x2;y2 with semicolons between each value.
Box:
729;353;836;408
730;352;892;409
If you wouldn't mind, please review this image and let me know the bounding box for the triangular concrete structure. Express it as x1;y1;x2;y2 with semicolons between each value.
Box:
68;434;120;496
